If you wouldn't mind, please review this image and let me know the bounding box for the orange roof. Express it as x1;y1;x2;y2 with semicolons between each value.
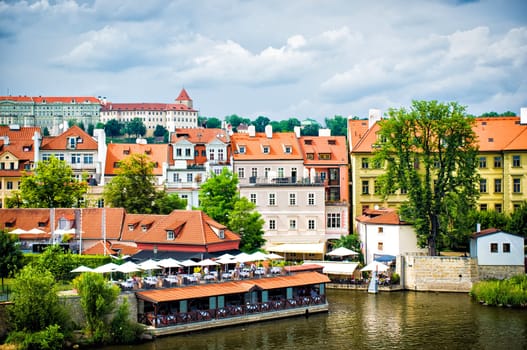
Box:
299;136;348;165
32;96;100;104
349;122;380;153
231;132;303;161
347;119;371;149
40;125;98;151
356;208;407;225
133;210;240;247
82;240;117;255
136;272;329;303
105;143;170;176
171;128;229;144
0;96;33;102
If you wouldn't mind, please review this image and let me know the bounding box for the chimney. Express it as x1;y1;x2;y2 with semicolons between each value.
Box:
318;128;331;137
521;107;527;125
368;109;382;128
476;223;481;233
248;125;256;137
265;125;273;139
294;126;301;138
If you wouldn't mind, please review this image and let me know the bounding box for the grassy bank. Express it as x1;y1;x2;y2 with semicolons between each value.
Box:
470;274;527;307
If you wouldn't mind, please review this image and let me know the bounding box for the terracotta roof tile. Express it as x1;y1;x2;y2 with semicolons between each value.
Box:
231;132;303;160
105;143;170;176
299;136;348;165
40;125;98;151
176;88;192;102
171;128;229;144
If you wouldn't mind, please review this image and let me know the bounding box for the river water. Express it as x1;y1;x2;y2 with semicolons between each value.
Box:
106;289;527;350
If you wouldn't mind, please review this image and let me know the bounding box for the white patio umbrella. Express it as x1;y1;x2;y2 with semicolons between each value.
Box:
266;253;284;260
216;253;235;260
199;258;219;267
327;247;359;257
115;261;142;274
360;261;390;272
71;265;93;273
93;262;119;273
180;259;200;274
138;259;162;270
157;258;181;274
234;252;253;263
249;251;269;261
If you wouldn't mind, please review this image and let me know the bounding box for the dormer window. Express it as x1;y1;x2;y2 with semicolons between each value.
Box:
167;230;175;240
141;225;148;232
284;145;292;154
328;139;336;145
219;229;225;239
306;153;314;160
304;139;312;145
128;224;135;231
67;137;76;150
262;145;270;154
239;145;246;154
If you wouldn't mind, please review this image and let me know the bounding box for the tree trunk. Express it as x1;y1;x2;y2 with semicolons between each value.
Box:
429;214;440;256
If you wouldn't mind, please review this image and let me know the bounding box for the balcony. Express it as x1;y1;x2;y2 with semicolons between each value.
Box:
240;176;325;187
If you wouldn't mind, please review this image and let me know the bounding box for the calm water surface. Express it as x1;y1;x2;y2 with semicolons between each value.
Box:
107;289;527;350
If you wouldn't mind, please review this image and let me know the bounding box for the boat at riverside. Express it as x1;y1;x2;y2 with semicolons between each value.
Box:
135;271;330;336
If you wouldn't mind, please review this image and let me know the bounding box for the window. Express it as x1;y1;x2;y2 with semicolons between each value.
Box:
479;157;487;168
239;145;246;154
218;149;224;161
306;153;314;160
374;180;380;194
173;173;181;182
289;193;296;206
308;193;315;206
377;242;384;251
400;187;407;195
512;155;521;167
238;167;245;178
362;180;369;194
495;204;502;213
263;146;270;154
513;178;521;193
167;230;175;240
209;151;215;160
6;181;13;190
83;154;93;164
289;219;297;229
71;153;81;164
269;219;276;230
187;173;193;182
250;193;256;204
278;167;284;178
479;179;487;193
251;168;258;178
264;167;270;178
185;148;191;157
327;213;341;228
308;219;315;230
378;227;383;233
490;243;498;253
319;153;331;160
494;179;502;193
494;156;502;168
480;204;487;211
284;146;292;154
42;153;51;161
268;193;276;206
502;243;510;253
361;158;369;169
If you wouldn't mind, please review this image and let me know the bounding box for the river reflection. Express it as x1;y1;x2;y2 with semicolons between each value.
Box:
106;289;527;350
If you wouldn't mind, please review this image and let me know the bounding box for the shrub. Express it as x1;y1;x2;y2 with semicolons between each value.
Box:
390;273;400;284
7;324;65;350
470;274;527;307
110;299;144;344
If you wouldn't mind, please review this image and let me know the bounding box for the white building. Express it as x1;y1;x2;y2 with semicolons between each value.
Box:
356;208;427;264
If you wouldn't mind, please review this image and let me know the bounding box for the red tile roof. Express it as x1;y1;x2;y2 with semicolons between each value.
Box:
82;240;117;255
472;227;501;238
356;208;407;225
176;88;192;102
40;125;98;151
105;143;170;176
171;128;229;144
101;102;195;112
136;271;329;303
0;96;100;104
231;132;303;161
299;136;348;165
0;126;40;175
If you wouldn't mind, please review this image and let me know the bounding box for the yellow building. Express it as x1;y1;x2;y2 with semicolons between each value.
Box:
348;113;527;221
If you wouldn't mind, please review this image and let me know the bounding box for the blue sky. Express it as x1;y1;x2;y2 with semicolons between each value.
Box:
0;0;526;122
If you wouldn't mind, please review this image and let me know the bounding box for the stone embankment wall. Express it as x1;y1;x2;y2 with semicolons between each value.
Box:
400;255;478;292
478;265;524;280
61;292;137;327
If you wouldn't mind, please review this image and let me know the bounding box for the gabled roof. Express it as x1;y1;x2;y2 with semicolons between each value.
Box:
101;102;195;112
474;117;527;151
0;96;34;102
133;210;240;246
32;96;100;104
347;119;371;150
105;143;170;176
356;208;407;225
82;240;117;255
40;125;98;151
300;135;348;165
470;227;523;239
171;128;229;144
231;132;303;161
0;126;40;162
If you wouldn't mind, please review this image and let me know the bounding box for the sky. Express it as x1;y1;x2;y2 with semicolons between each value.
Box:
1;0;526;123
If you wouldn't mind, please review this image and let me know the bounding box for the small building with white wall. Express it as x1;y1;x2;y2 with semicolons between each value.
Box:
469;227;525;279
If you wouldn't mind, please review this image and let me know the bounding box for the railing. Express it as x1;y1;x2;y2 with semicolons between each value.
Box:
240;176;326;187
141;295;327;328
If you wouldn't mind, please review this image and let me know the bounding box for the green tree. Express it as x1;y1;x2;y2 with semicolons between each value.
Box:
507;201;527;237
103;153;158;213
16;156;88;208
203;117;222;129
153;124;168;138
154;193;188;214
332;233;363;263
73;272;119;343
42;126;50;136
198;168;239;225
228;197;265;252
325;115;348;136
104;119;123;138
253;116;270;132
301;120;320;136
124;118;146;138
8;265;70;333
0;229;24;292
35;244;77;282
373;100;480;256
87;123;94;136
225;114;251;131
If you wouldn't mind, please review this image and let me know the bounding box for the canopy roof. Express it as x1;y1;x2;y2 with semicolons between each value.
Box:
267;243;325;254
